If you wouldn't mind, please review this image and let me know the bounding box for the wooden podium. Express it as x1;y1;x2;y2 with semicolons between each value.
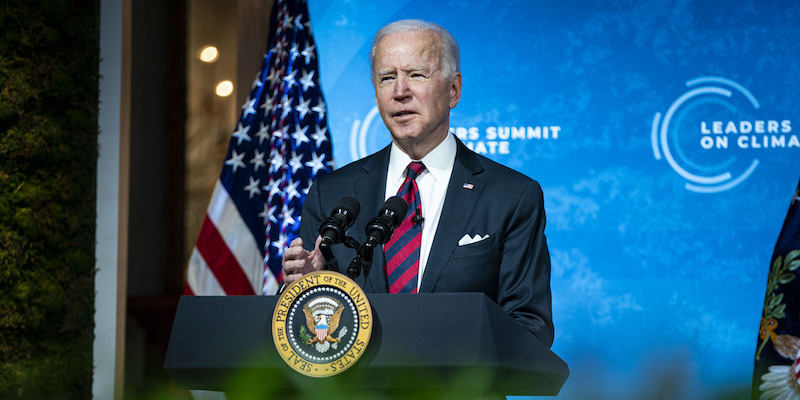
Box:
164;293;568;398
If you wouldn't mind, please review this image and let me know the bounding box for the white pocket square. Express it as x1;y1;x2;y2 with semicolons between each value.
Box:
458;234;490;246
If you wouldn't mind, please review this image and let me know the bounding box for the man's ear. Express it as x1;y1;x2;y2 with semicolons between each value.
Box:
449;72;462;109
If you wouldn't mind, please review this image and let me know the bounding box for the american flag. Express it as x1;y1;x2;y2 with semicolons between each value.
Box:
184;0;333;296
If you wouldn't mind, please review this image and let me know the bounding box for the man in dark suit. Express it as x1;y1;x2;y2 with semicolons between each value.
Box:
282;19;553;347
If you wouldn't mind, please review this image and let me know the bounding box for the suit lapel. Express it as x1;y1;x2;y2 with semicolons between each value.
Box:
354;145;391;293
419;140;485;292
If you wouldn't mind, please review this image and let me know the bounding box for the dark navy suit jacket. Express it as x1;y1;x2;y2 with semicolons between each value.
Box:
298;137;554;346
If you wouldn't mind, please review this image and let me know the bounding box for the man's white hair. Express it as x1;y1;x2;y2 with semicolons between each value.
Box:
369;19;460;81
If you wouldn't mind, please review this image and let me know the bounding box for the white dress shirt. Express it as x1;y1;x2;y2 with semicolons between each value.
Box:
384;133;456;290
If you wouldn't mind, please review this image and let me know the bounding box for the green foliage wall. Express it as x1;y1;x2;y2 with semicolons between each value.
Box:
0;0;99;398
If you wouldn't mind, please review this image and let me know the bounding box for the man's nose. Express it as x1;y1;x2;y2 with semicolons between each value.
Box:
392;78;410;100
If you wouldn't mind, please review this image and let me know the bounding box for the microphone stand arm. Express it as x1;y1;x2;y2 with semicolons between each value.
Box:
346;235;380;280
359;239;376;278
341;236;364;280
319;241;340;273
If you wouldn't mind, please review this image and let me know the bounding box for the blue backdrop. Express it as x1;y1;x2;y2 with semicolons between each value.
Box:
306;0;800;398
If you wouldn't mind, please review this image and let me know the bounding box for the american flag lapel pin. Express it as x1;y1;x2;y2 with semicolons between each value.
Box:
462;183;474;190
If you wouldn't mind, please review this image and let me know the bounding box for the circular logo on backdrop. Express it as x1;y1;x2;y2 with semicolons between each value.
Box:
651;76;761;193
272;271;372;377
651;76;797;194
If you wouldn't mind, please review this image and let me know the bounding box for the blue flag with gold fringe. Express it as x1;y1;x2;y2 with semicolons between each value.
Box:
752;178;800;400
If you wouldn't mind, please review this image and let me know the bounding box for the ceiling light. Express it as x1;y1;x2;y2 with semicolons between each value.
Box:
198;45;219;63
215;80;233;97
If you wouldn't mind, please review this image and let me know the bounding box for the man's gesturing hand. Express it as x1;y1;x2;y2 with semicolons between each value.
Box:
281;236;324;286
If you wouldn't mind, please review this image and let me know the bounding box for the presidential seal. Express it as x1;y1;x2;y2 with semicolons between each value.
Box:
272;270;373;377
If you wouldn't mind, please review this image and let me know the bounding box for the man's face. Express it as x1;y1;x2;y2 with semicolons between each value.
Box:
372;31;461;158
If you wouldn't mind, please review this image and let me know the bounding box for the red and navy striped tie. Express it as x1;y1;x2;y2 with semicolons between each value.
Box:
385;161;425;293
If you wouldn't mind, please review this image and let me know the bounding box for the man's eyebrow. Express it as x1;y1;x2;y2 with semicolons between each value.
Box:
375;66;433;76
405;66;430;73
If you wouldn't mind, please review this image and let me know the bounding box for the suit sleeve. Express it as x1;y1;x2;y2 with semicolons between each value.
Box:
497;180;554;347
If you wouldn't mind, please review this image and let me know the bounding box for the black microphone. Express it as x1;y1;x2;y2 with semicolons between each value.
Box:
346;197;406;279
319;197;360;249
363;196;408;248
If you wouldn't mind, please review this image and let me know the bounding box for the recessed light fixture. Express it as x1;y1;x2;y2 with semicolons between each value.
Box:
198;45;219;63
215;80;233;97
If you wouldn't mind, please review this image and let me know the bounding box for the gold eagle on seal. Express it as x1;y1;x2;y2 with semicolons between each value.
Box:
303;298;344;345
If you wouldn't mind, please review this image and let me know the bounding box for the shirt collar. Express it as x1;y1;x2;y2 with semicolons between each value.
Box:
388;133;457;185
